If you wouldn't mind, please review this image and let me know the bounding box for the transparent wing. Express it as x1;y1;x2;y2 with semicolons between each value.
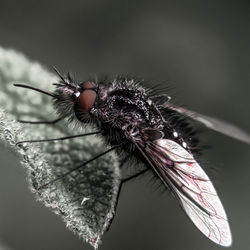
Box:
163;102;250;144
140;139;232;246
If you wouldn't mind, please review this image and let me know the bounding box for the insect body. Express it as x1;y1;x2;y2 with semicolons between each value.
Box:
15;69;250;247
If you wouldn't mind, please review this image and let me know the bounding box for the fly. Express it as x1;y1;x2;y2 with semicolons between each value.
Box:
14;67;250;247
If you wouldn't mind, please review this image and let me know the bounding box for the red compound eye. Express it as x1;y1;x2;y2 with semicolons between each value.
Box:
76;81;96;113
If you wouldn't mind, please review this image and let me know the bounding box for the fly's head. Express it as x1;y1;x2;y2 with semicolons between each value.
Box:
53;69;98;123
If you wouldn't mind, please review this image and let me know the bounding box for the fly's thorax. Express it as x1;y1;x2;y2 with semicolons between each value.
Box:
93;80;162;124
89;80;166;144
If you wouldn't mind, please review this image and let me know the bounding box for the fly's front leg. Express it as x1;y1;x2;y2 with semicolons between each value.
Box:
17;116;65;124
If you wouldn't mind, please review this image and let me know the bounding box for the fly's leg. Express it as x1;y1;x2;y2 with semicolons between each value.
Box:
15;131;101;145
37;144;122;190
116;168;149;210
17;116;65;124
106;164;150;232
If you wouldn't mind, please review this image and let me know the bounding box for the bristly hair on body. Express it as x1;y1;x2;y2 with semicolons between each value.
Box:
14;67;250;247
53;73;199;156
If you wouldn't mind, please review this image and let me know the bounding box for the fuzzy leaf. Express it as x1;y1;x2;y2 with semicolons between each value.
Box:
0;47;121;248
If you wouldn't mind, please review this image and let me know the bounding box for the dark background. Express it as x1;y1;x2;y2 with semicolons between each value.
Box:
0;0;250;250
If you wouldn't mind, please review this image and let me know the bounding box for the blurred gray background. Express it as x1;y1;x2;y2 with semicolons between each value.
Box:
0;0;250;250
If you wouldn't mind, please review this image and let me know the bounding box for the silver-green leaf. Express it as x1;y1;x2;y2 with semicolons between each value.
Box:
0;47;121;249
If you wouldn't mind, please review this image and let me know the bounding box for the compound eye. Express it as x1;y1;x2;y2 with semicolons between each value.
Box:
75;81;96;113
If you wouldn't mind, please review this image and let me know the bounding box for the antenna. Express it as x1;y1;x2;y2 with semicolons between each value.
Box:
13;84;56;98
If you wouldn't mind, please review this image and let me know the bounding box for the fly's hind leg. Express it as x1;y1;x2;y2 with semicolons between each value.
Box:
105;158;149;232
